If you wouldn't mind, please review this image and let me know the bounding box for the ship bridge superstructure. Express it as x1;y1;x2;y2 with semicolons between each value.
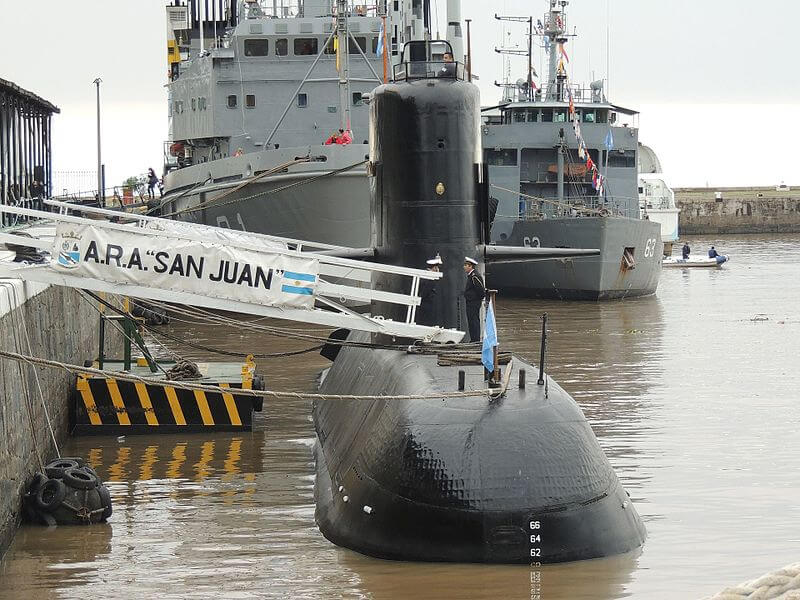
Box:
164;0;440;168
484;0;642;240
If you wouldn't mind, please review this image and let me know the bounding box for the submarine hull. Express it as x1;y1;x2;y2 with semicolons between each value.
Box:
313;334;647;563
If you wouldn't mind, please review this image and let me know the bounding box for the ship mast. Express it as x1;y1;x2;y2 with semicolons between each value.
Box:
494;14;535;102
335;0;351;131
544;0;569;101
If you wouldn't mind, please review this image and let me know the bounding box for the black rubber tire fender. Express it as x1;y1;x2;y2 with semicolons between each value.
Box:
58;456;87;467
62;467;99;490
81;465;99;479
35;479;67;512
22;493;38;522
44;459;80;479
97;484;113;521
27;472;48;494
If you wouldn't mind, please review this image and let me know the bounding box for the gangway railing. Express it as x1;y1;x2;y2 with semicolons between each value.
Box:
0;203;463;343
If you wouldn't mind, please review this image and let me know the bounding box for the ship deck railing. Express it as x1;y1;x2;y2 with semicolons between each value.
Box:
392;61;465;82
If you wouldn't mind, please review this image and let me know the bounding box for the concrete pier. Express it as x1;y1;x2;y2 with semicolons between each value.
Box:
0;279;119;557
676;185;800;235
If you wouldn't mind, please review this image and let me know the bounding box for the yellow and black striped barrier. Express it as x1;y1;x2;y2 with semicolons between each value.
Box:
72;357;263;435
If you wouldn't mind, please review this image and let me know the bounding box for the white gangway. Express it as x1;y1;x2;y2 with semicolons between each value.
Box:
0;201;463;343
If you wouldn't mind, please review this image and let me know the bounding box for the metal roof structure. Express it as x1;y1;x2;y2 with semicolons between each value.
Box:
0;78;60;114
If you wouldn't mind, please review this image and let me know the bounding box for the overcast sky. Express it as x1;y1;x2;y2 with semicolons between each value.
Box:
2;0;798;189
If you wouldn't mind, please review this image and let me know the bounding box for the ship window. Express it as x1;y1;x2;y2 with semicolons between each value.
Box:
275;38;288;56
227;94;237;108
554;109;566;122
244;38;269;56
541;109;553;122
246;94;256;108
191;98;196;111
349;36;367;54
324;37;336;54
609;152;636;168
352;92;363;106
596;109;608;123
485;148;517;166
371;37;379;53
527;110;538;122
513;110;526;123
297;93;308;107
583;111;595;123
294;38;318;55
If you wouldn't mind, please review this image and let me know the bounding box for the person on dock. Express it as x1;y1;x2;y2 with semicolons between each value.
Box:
417;255;442;326
463;257;485;342
147;168;159;199
682;242;691;260
708;246;719;258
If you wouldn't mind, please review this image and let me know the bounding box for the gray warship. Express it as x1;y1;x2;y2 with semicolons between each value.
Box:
159;0;425;247
484;0;662;299
160;0;660;300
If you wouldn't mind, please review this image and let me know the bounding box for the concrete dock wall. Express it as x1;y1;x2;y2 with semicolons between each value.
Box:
675;186;800;235
0;282;117;557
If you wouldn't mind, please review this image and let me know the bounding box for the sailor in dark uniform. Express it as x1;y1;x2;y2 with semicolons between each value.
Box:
463;256;485;342
438;52;456;78
417;255;442;326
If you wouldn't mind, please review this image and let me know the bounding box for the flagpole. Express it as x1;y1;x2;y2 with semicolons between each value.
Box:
382;15;387;83
488;290;499;383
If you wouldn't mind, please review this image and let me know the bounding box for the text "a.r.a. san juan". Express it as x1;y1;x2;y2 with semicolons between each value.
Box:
83;241;274;289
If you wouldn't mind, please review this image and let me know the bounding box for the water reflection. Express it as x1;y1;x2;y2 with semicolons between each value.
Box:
336;549;641;600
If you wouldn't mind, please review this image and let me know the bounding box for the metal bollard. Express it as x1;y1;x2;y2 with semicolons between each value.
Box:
519;368;526;389
458;370;465;391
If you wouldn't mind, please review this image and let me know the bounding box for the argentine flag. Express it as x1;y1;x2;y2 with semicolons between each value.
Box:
376;22;384;57
482;299;498;373
281;270;316;296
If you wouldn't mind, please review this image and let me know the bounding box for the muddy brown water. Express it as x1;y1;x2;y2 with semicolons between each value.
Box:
1;234;798;599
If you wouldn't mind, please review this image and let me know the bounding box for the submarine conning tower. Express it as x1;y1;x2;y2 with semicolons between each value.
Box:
369;40;483;331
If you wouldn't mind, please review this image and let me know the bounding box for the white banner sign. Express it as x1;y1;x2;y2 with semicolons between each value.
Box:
52;223;319;309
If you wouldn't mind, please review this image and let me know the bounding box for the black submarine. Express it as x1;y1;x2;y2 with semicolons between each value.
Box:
313;41;646;564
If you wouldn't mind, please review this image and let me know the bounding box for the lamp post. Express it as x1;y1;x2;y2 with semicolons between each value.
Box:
93;77;103;206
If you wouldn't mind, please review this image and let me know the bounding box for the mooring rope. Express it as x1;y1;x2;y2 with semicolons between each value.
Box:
0;348;499;401
705;562;800;599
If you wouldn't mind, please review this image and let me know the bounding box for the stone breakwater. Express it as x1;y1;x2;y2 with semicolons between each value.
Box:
0;282;119;557
675;186;800;235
